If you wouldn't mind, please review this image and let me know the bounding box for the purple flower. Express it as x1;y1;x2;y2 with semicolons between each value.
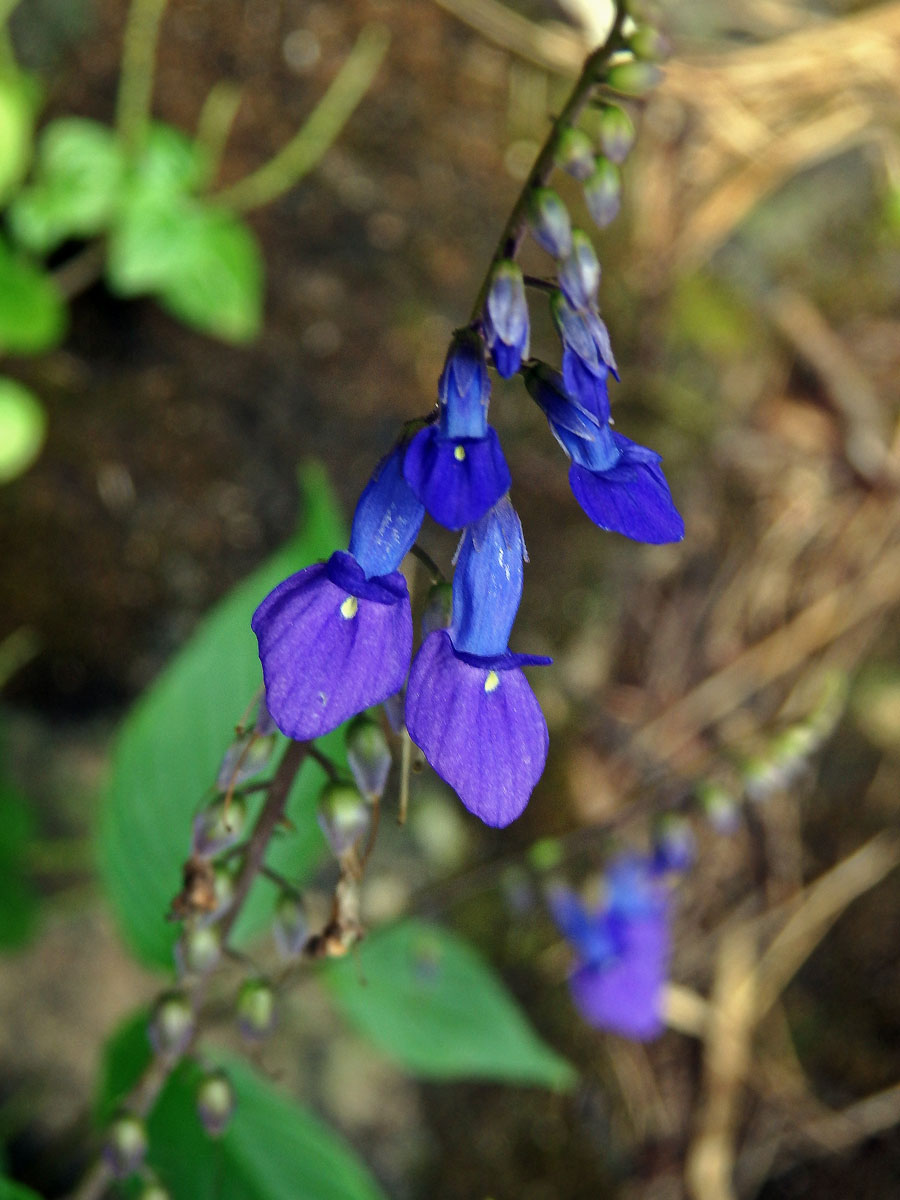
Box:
525;363;684;545
550;856;670;1040
484;260;530;378
404;330;511;529
405;497;550;827
252;448;424;740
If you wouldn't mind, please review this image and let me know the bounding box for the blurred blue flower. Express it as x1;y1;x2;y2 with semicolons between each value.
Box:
405;497;550;827
404;329;511;529
252;447;423;740
550;856;670;1040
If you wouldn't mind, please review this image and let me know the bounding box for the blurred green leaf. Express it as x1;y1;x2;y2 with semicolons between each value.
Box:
669;273;756;359
0;378;45;483
0;71;36;207
0;236;65;353
8;117;124;254
126;123;208;202
324;919;576;1088
0;1178;43;1200
0;771;39;950
97;465;345;968
99;1012;387;1200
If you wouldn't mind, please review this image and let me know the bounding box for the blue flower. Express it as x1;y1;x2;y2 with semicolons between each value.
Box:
558;230;600;312
404;330;512;530
526;363;684;545
405;497;550;827
253;447;424;740
484;260;530;378
550;855;670;1040
551;290;618;387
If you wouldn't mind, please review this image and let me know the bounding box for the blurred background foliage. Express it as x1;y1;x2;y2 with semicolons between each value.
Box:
2;0;900;1197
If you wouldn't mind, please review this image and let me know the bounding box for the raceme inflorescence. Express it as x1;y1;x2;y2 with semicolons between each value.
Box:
252;8;681;829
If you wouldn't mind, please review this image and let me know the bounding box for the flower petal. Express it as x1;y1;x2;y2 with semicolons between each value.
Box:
569;909;669;1040
252;558;412;740
405;630;548;827
568;451;684;544
403;426;511;530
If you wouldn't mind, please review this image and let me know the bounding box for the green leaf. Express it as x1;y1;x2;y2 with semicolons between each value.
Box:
126;123;208;201
0;236;66;354
324;919;576;1089
98;1013;387;1200
107;200;263;343
0;1178;43;1200
0;378;45;483
97;465;345;968
0;72;36;207
8;117;125;254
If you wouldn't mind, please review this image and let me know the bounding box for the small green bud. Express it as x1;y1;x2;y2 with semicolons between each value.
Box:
216;732;276;792
697;781;741;835
584;159;621;229
236;977;276;1040
598;105;636;165
197;1068;235;1137
554;127;595;182
102;1113;148;1179
191;795;247;858
148;990;194;1057
273;890;308;958
317;781;369;856
176;924;221;976
422;582;453;636
606;60;663;96
527;187;573;259
346;714;392;802
629;24;671;62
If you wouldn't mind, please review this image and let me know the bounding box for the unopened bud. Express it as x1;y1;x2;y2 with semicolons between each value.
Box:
191;795;247;858
651;814;696;874
383;691;405;733
317;781;369;857
554;127;595;181
197;1068;235;1137
584;159;621;229
137;1184;170;1200
346;714;392;801
558;229;600;311
598;105;635;165
102;1113;148;1179
606;60;663;96
528;187;573;259
422;581;453;636
176;924;221;976
629;24;671;62
273;890;308;958
215;733;276;792
236;977;276;1040
148;990;194;1058
697;781;741;835
255;692;277;736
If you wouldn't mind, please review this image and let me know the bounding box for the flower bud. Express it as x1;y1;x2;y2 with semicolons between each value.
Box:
197;1068;235;1137
273;890;308;958
175;923;221;976
554;127;595;181
558;230;600;311
191;795;247;858
527;187;573;258
584;159;621;229
236;977;276;1041
651;814;696;874
137;1184;170;1200
629;25;671;62
422;581;453;636
606;60;663;96
698;781;741;836
215;732;276;792
346;714;392;802
317;781;369;857
382;691;405;734
598;105;635;165
102;1113;148;1179
148;990;195;1058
